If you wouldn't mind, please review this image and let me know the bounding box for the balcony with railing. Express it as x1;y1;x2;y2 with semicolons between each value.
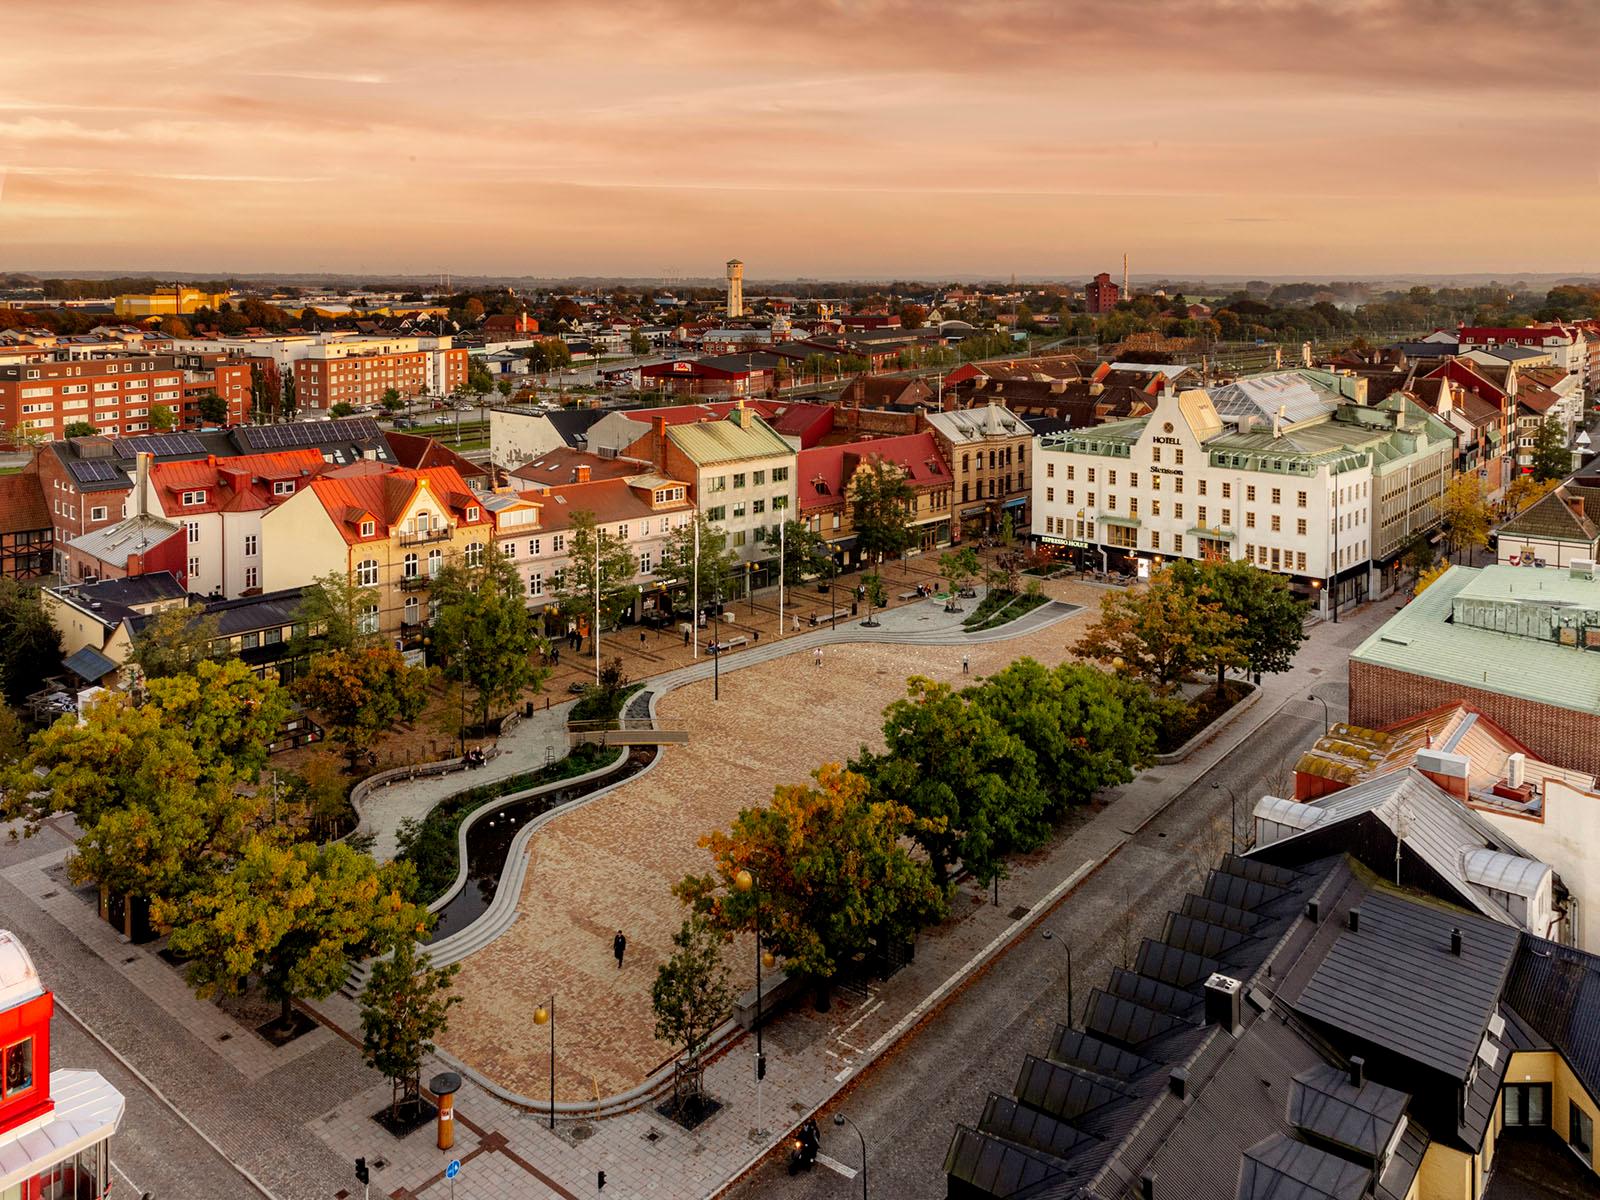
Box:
399;574;431;591
398;526;451;546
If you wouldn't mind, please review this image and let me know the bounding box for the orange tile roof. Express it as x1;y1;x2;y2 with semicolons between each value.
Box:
149;450;326;516
305;464;490;544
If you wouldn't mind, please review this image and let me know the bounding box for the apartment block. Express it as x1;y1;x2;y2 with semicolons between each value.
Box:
0;352;251;443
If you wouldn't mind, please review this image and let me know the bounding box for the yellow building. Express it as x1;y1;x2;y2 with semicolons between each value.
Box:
113;289;230;318
259;463;491;646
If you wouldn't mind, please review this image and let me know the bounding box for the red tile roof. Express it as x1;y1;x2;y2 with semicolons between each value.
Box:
149;450;327;516
510;448;650;487
796;432;950;511
305;465;490;544
386;431;492;482
521;477;692;531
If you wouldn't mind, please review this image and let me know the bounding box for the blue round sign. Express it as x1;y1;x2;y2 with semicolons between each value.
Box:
446;1160;461;1179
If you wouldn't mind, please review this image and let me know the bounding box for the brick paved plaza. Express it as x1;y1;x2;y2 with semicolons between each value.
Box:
438;574;1105;1101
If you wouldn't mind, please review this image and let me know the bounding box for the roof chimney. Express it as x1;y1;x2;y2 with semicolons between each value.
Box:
1168;1068;1188;1100
1416;748;1471;799
1203;973;1243;1035
1450;928;1463;957
1349;1057;1365;1089
576;464;591;484
1140;1173;1156;1200
1273;404;1286;439
1348;908;1360;933
136;451;152;517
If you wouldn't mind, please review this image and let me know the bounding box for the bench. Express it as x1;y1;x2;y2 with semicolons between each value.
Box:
710;636;749;652
810;610;846;626
898;590;920;601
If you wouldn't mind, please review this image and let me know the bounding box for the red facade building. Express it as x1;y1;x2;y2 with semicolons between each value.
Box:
0;930;124;1198
1084;271;1121;314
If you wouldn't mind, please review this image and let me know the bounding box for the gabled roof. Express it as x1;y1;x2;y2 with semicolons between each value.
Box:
1496;485;1600;546
510;448;649;488
924;404;1028;444
68;513;182;567
665;409;793;465
386;431;491;483
526;477;692;531
796;432;950;510
301;465;489;544
149;449;326;515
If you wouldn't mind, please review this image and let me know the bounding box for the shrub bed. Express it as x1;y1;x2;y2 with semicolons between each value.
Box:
397;742;622;903
1155;680;1253;754
569;682;645;724
962;590;1050;631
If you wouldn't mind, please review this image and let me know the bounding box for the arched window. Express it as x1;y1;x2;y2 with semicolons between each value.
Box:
357;603;379;635
403;552;418;579
428;549;443;577
356;559;379;586
415;510;432;532
404;597;420;626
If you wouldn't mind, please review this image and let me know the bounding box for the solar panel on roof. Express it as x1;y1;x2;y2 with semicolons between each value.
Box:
1135;939;1218;989
1106;967;1198;1018
1047;1027;1153;1081
1083;991;1186;1048
70;460;123;484
1014;1056;1126;1122
1164;912;1249;960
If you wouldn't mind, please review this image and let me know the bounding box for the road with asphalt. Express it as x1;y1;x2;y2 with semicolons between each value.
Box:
725;655;1359;1198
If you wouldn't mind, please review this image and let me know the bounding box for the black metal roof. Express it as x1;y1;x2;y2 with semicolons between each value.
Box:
545;408;607;448
1286;1066;1407;1159
1503;937;1600;1107
1294;890;1520;1081
1237;1133;1370;1200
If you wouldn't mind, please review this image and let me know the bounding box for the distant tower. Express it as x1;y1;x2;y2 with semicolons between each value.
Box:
1122;253;1129;299
726;259;745;319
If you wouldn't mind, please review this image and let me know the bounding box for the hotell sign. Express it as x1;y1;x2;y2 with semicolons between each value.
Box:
1151;436;1182;445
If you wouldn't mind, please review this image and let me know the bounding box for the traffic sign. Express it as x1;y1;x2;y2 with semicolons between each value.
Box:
446;1160;461;1179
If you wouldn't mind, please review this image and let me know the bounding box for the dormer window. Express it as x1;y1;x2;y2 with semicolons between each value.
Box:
182;490;206;506
466;506;481;522
359;519;376;538
2;1035;34;1098
273;480;295;496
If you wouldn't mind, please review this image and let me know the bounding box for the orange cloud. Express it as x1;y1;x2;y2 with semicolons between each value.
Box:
1;0;1596;276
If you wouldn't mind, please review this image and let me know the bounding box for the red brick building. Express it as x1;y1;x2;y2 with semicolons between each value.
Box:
1084;271;1121;314
293;343;467;410
0;352;251;445
0;470;52;580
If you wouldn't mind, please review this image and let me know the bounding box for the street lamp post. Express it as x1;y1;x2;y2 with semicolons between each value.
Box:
1040;929;1073;1025
457;638;468;758
532;995;556;1131
733;869;774;1138
1307;692;1330;736
832;1112;868;1200
1212;781;1239;854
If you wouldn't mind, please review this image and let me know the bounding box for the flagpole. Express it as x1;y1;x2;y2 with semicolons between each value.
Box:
692;516;700;661
778;518;785;638
594;530;601;684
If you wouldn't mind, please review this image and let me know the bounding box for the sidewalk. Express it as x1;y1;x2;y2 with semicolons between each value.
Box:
356;700;577;861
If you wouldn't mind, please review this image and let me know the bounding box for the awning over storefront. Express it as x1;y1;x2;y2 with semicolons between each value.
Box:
1188;526;1235;539
960;505;989;517
1002;497;1027;509
1098;514;1141;528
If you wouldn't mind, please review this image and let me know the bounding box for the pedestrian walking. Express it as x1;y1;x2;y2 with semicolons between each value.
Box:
814;646;824;668
640;630;647;650
962;653;969;675
683;627;690;647
613;930;627;969
793;614;801;633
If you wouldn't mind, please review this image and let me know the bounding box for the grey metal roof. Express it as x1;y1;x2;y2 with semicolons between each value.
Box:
1294;890;1521;1080
1237;1133;1370;1200
1503;937;1600;1107
1252;767;1545;926
1208;371;1341;428
60;646;118;682
1286;1065;1407;1158
67;513;182;568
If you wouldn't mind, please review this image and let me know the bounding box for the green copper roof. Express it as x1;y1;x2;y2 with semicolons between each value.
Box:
666;411;793;466
1351;564;1600;717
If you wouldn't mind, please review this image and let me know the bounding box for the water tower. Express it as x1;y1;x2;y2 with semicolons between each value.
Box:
726;259;745;319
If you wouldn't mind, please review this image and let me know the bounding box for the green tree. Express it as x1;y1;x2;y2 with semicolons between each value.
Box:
294;569;380;653
861;572;886;625
676;764;947;986
294;646;432;767
160;837;426;1028
525;339;574;374
330;401;356;418
429;546;548;728
629;330;651;356
938;547;981;610
759;518;830;589
651;913;733;1107
149;403;177;431
127;604;220;680
1530;417;1572;482
63;421;97;438
656;515;738;614
969;659;1159;815
495;378;513;399
1167;558;1306;687
553;510;640;640
1439;473;1492;563
380;387;403;413
849;458;917;566
146;657;291;785
360;936;461;1120
1074;569;1246;694
196;392;229;424
854;676;1048;888
0;578;62;703
467;361;495;396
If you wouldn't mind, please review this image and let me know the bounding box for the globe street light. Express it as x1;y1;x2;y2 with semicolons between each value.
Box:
1212;781;1239;854
1040;929;1074;1025
532;996;556;1131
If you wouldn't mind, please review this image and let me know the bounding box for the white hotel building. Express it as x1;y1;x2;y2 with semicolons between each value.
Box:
1031;371;1454;615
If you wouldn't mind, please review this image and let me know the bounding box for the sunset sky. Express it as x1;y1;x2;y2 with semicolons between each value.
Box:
2;0;1597;279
